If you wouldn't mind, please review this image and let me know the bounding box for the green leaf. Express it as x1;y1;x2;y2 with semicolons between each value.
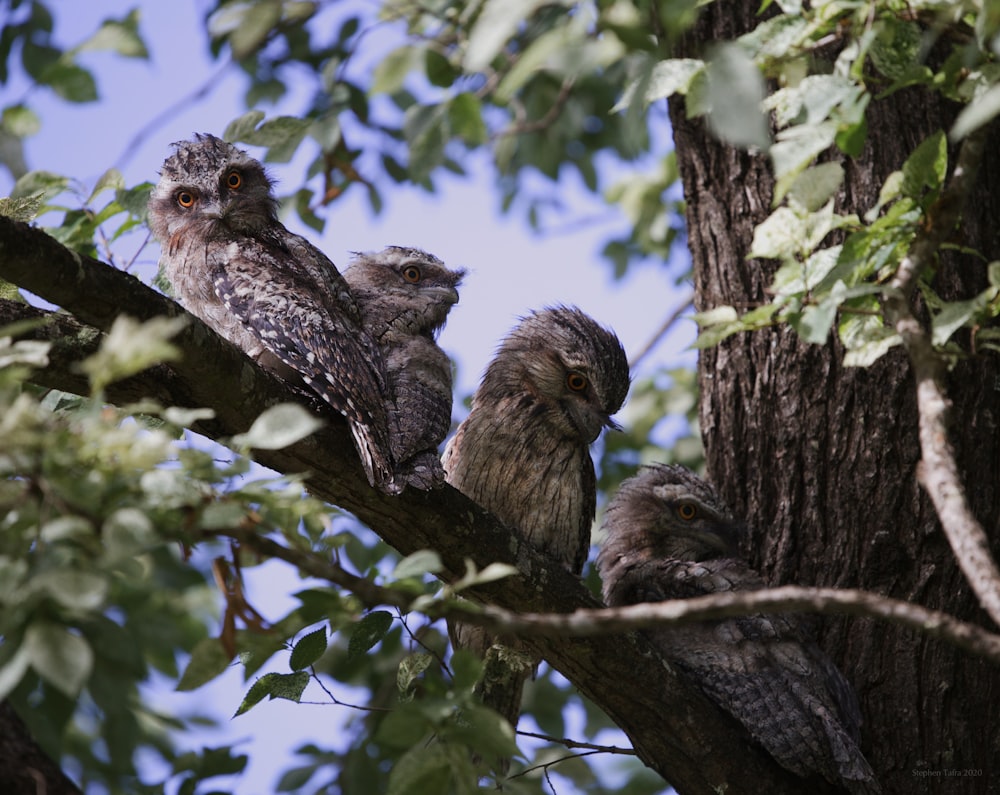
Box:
786;162;844;213
397;652;433;699
425;49;457;88
750;206;804;260
869;18;922;82
704;43;769;150
770;121;839;201
449;649;484;692
836;114;868;158
79;314;187;395
448;703;519;759
87;168;125;203
231;403;325;450
614;58;704;112
2;104;41;138
78;9;149;58
448;93;487;146
348;610;393;660
393;549;443;580
465;0;547;72
43;62;98;103
10;170;68;201
289;627;327;671
235;671;309;716
372;45;420;95
451;561;518;592
403;104;448;182
176;638;231;691
931;286;998;346
223;110;267;142
228;0;281;59
789;284;845;345
375;704;431;750
31;569;108;611
839;313;901;367
247;116;311;161
0;195;44;222
0;646;32;701
951;83;1000;141
24;621;93;696
901;130;947;199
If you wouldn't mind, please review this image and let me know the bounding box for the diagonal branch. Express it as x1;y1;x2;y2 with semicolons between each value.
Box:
0;218;813;795
882;127;1000;628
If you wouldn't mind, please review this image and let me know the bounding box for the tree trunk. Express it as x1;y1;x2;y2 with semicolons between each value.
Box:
668;4;1000;794
0;702;82;795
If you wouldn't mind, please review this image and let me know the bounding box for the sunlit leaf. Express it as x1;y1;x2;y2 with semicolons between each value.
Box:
177;638;232;691
393;549;444;580
231;403;324;450
465;0;547;72
704;43;769;150
24;621;94;696
78;10;149;59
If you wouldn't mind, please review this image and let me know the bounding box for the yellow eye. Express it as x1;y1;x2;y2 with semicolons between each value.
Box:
176;191;196;208
566;372;588;392
226;170;242;190
402;265;422;283
677;503;698;521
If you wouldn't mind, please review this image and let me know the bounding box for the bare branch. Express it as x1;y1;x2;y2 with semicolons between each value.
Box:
209;526;1000;666
629;290;694;369
882;127;1000;628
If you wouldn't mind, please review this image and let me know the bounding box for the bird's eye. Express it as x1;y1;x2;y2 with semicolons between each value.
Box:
402;265;422;283
176;191;196;208
226;171;242;190
677;503;698;521
566;372;588;392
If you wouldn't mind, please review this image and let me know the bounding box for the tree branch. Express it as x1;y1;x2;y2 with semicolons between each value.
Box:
0;217;864;794
882;127;1000;628
207;526;1000;665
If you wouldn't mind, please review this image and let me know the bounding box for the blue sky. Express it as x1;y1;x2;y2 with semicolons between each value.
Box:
3;2;691;791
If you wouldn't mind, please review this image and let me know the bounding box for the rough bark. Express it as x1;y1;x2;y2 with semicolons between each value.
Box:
667;3;1000;794
0;217;829;795
0;702;83;795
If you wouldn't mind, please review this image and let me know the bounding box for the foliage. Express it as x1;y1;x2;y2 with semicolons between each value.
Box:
615;0;1000;361
1;0;999;793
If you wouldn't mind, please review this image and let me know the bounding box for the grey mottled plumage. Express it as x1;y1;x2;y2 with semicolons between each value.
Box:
596;464;880;794
344;246;465;490
147;134;396;492
443;306;630;754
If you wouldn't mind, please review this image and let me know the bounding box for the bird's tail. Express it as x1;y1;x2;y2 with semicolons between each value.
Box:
349;420;399;494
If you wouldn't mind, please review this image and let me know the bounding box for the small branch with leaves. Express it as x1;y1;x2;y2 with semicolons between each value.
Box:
882;126;1000;629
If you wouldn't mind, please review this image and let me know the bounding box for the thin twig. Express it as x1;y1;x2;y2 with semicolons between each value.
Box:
629;290;694;369
515;729;635;756
882;125;1000;628
115;61;233;171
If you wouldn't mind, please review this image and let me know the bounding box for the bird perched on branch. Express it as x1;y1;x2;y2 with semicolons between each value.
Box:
344;246;465;491
597;463;880;794
443;306;630;768
147;133;396;492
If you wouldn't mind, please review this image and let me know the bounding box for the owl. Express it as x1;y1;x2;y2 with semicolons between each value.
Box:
147;133;396;493
597;464;880;794
343;246;465;490
443;306;630;752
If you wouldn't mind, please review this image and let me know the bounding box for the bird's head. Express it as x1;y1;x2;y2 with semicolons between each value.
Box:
479;305;630;443
602;463;745;563
148;133;278;244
